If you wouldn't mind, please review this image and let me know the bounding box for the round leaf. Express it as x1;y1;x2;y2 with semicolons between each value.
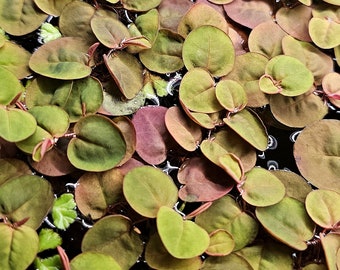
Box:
91;15;130;49
309;17;340;49
34;0;74;16
256;197;315;251
179;68;223;113
294;119;340;192
70;252;121;270
0;0;48;35
121;0;162;11
104;51;143;99
157;206;210;259
51;77;103;122
29;37;91;80
81;215;143;270
67;115;126;171
59;1;97;44
282;35;333;85
224;52;269;107
202;253;253;270
276;5;312;42
178;3;229;37
0;175;54;229
305;190;340;229
240;167;286;207
223;0;272;29
0;158;32;186
182;25;235;77
270;170;312;203
177;157;235;202
260;55;314;97
139;29;184;74
165;106;202;151
320;233;340;270
216;79;247;112
0;223;39;270
206;230;235;256
145;232;203;270
0;41;32;79
196;195;259;251
269;91;328;128
0;66;23;105
29;105;70;137
248;21;287;58
223;109;268;151
0;108;37;142
123;166;178;218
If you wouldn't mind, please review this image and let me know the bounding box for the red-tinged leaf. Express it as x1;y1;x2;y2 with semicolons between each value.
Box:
132;106;172;165
178;157;234;202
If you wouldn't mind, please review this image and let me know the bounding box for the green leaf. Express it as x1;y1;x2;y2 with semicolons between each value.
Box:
145;232;203;270
104;51;143;99
269;91;328;128
52;193;77;230
81;215;143;270
206;230;234;256
0;175;54;229
34;0;74;16
236;241;293;270
0;158;32;186
157;206;210;259
70;252;122;270
0;66;23;105
256;197;315;250
51;77;103;123
294;119;340;192
29;37;91;80
223;109;268;151
282;35;333;85
248;21;287;58
123;166;178;218
216;79;247;112
133;8;159;46
320;233;340;270
305;190;340;229
259;55;314;97
270;170;312;203
0;0;48;35
240;167;286;207
29;105;70;137
121;0;162;11
224;52;269;108
91;15;130;49
195;195;259;251
40;22;62;43
0;223;39;270
179;68;223;113
182;25;235;77
309;17;340;49
34;255;62;270
0;41;32;79
67;115;126;171
38;228;62;253
202;253;253;270
177;3;229;37
139;29;184;74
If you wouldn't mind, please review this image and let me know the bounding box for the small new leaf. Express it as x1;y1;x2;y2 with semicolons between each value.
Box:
34;255;62;270
38;228;62;253
40;22;62;43
52;194;77;230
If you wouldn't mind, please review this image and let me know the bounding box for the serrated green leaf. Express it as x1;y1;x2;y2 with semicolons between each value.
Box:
52;193;77;230
34;255;62;270
38;228;62;253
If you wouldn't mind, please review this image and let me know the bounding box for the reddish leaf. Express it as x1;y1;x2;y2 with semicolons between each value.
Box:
132;106;171;165
178;157;234;202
